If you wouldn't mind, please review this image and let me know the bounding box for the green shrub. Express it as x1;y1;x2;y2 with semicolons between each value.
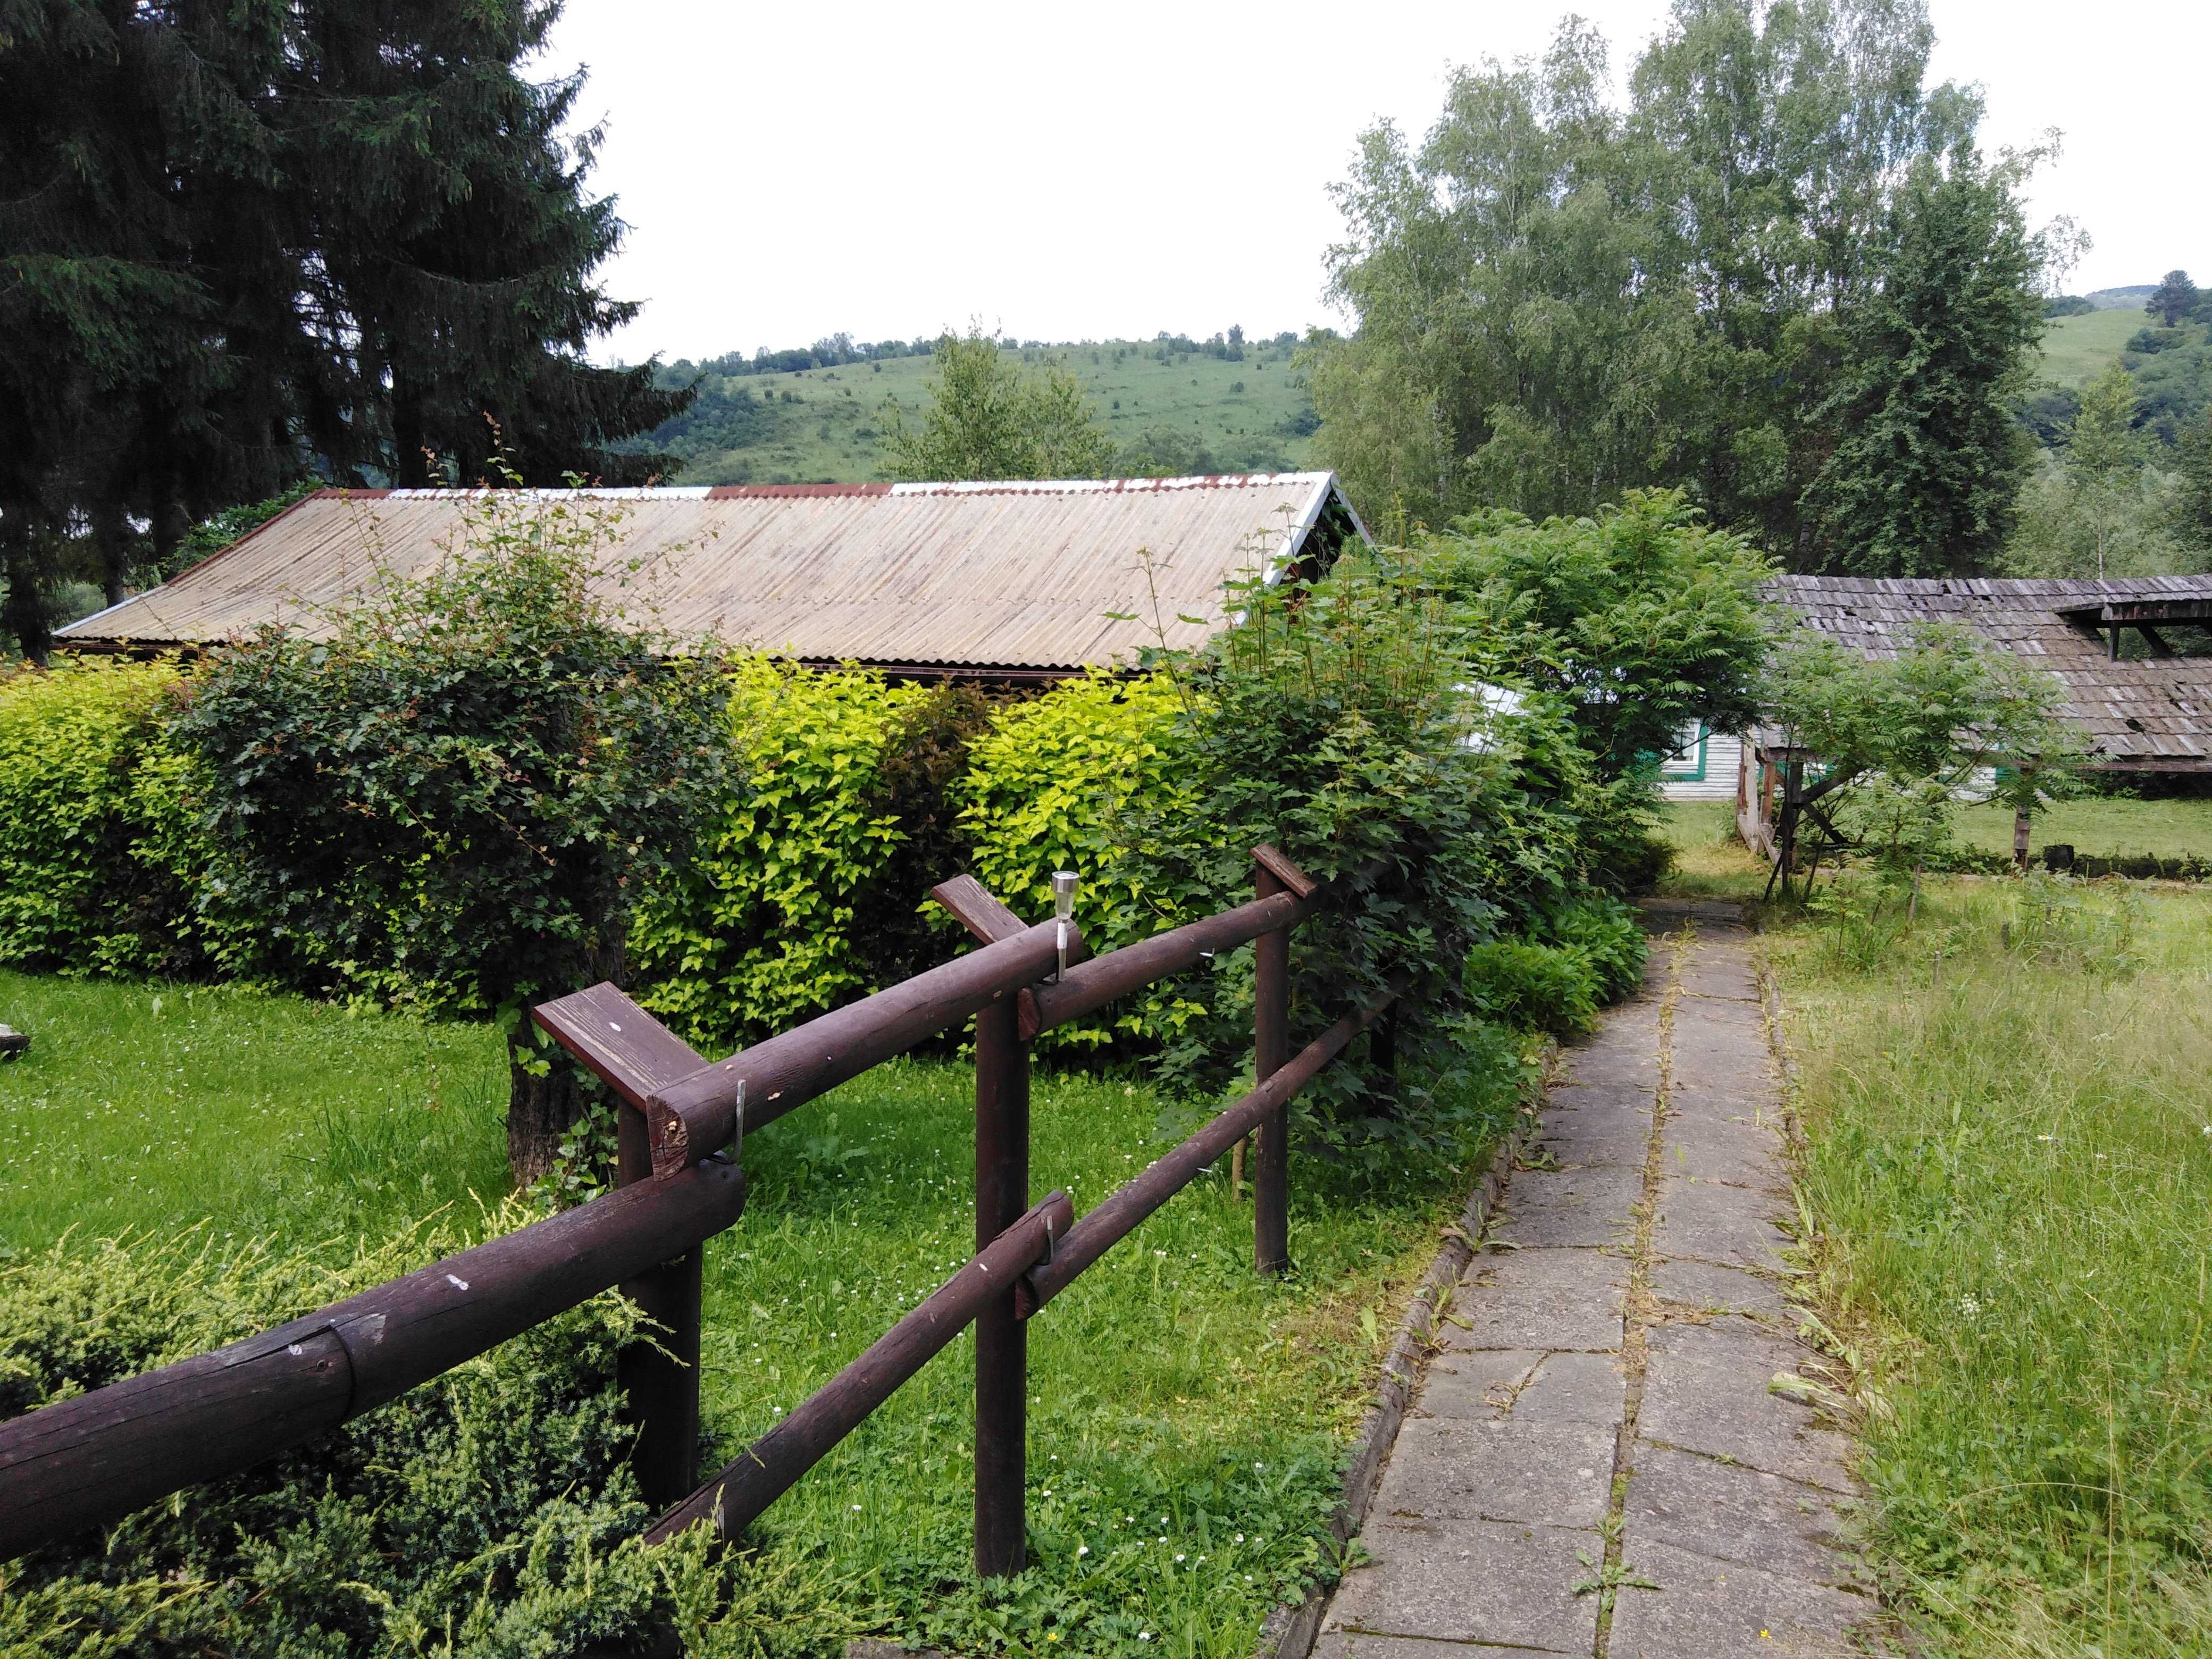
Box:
953;671;1197;1049
0;1214;859;1657
632;656;932;1052
0;658;227;977
1463;939;1601;1036
168;484;733;1184
1534;893;1650;1003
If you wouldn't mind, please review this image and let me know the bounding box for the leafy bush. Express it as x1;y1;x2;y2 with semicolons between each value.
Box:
0;1217;860;1657
1535;893;1649;1002
170;484;733;1183
1462;895;1649;1038
1463;939;1600;1037
632;657;931;1052
0;658;229;977
1421;489;1773;780
954;672;1197;1049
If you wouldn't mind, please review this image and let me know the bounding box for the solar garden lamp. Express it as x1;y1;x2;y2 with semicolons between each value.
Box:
1052;872;1078;981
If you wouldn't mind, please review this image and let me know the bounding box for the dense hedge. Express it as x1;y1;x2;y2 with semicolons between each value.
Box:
0;658;224;978
0;647;1660;1067
954;671;1199;1050
631;658;934;1051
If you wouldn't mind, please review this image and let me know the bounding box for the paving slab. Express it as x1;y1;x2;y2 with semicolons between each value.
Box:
1660;1110;1786;1187
1323;1518;1602;1652
1604;1538;1873;1659
1649;1256;1793;1322
1442;1247;1627;1353
1540;1113;1656;1170
1649;1174;1792;1271
1638;1322;1855;1492
1494;1164;1644;1247
1677;954;1761;1000
1415;1348;1545;1420
1373;1412;1617;1528
1622;1443;1867;1589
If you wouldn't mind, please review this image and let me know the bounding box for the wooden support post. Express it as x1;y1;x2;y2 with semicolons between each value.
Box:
1253;853;1293;1277
531;984;717;1515
973;995;1029;1577
616;1102;705;1511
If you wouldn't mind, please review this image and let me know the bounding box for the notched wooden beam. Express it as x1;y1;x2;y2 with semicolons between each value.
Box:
1252;843;1318;899
533;984;711;1111
929;874;1030;945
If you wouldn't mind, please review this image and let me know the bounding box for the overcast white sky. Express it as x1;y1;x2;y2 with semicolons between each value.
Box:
544;2;2208;365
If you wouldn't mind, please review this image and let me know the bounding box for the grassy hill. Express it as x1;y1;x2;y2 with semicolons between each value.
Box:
2037;306;2151;387
637;337;1320;487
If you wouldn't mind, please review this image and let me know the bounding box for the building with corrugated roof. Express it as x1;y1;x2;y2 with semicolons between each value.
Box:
60;474;1369;680
1738;573;2212;857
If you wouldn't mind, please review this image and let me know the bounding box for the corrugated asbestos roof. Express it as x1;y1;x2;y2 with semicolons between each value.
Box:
1769;573;2212;768
61;474;1367;674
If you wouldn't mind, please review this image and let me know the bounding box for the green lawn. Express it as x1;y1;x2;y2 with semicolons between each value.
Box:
2037;307;2150;388
0;969;512;1254
648;342;1318;487
1774;878;2212;1655
1657;796;2212;889
0;969;1513;1658
1955;795;2212;861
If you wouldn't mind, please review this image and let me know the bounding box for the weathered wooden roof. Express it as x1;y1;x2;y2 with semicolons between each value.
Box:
1767;574;2212;769
60;474;1367;676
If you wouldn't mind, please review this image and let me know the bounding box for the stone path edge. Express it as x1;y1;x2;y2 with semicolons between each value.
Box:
1255;1088;1545;1659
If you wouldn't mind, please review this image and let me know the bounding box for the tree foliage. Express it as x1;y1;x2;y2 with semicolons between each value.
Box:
1805;153;2046;575
1768;621;2079;891
882;326;1117;481
2065;365;2149;578
1310;0;2056;574
169;483;731;1183
0;0;689;660
2146;270;2200;329
1418;490;1774;778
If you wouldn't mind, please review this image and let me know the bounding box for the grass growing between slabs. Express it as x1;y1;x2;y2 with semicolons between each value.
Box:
1771;877;2212;1656
0;968;1526;1658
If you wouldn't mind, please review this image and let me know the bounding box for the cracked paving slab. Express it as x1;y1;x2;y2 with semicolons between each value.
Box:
1316;910;1872;1659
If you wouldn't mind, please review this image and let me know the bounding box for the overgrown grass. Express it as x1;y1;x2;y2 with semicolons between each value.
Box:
1772;878;2212;1655
0;971;1520;1657
1655;800;1770;900
1955;796;2212;862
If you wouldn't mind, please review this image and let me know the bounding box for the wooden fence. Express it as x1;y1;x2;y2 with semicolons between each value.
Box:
0;845;1395;1577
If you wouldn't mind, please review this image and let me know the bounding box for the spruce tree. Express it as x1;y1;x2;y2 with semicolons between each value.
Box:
1804;155;2045;576
0;0;687;661
281;0;690;487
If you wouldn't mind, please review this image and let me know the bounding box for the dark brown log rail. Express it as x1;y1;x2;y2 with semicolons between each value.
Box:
0;844;1396;1580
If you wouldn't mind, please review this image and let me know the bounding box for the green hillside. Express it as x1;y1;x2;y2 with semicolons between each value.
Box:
637;338;1320;486
2037;307;2152;387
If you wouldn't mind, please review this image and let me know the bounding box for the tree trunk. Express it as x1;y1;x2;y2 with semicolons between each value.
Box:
91;498;133;608
504;934;626;1188
1;505;54;665
152;497;190;580
506;1041;588;1190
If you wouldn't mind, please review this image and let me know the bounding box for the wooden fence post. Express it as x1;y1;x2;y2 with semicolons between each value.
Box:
616;1102;705;1512
1253;856;1292;1277
973;995;1030;1576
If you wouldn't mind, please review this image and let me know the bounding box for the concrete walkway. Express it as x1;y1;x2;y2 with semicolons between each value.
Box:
1314;902;1875;1658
